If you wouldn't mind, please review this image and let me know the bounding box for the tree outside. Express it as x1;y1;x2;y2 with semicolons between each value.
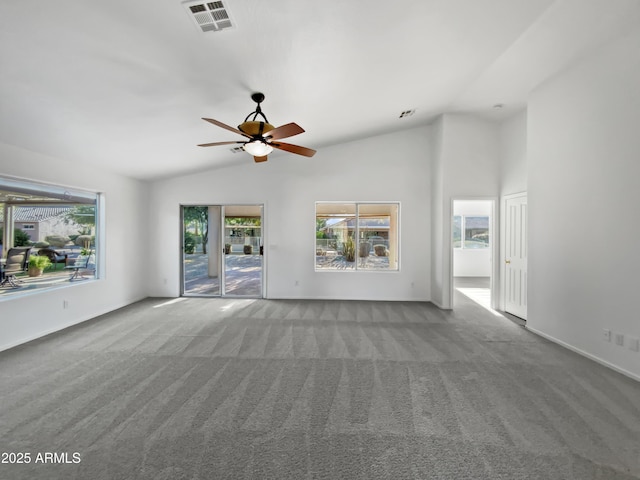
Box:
63;205;96;235
183;207;209;254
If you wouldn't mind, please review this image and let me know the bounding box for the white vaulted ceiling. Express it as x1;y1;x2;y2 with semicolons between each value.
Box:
1;0;639;180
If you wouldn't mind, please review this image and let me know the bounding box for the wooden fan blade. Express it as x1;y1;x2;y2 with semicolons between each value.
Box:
263;122;305;140
254;155;268;163
271;141;316;157
198;141;245;147
202;118;251;138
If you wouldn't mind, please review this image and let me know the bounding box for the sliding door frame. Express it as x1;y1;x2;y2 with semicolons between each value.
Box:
180;203;265;298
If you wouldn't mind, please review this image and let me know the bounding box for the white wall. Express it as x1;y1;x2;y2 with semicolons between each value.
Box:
431;114;500;308
527;27;640;380
0;142;149;351
453;200;492;277
497;111;528;311
499;110;527;197
430;117;445;307
148;126;431;301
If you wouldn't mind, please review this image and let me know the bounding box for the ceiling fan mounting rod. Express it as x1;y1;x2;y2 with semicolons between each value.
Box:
244;92;269;124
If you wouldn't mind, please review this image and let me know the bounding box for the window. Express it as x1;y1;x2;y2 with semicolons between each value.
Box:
315;202;399;271
453;215;489;249
1;176;100;299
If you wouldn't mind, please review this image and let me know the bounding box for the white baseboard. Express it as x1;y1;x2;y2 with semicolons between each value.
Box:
526;326;640;383
430;300;452;310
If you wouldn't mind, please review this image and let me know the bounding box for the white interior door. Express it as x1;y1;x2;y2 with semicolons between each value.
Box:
505;194;527;319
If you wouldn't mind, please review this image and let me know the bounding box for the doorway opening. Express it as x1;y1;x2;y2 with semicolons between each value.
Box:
452;199;496;311
181;204;263;297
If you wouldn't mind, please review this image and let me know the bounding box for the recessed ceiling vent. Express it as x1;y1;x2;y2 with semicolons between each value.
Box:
399;109;415;119
183;0;235;33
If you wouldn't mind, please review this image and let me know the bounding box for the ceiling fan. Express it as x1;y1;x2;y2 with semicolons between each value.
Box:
198;92;316;163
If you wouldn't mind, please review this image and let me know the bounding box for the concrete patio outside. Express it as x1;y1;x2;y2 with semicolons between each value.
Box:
183;253;262;297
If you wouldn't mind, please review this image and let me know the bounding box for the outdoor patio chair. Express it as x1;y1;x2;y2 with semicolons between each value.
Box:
65;250;94;281
38;248;68;270
0;247;32;288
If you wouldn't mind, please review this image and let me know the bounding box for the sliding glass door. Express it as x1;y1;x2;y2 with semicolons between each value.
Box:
181;204;263;297
222;205;263;296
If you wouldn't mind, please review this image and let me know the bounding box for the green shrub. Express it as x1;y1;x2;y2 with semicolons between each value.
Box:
45;235;71;248
184;231;196;254
0;227;31;246
16;229;31;246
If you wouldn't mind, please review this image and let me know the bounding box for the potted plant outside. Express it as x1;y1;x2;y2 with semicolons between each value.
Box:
225;243;232;254
243;245;253;255
28;255;51;277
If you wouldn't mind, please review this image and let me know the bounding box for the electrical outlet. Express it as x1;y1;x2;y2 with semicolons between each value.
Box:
603;329;611;342
615;333;624;346
628;337;639;352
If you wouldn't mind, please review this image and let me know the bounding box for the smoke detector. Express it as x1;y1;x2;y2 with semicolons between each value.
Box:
183;1;235;33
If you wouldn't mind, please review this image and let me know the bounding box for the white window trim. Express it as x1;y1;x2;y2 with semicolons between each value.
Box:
315;201;400;272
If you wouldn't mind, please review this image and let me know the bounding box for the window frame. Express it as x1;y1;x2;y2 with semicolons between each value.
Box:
453;214;490;249
315;201;400;272
1;175;102;300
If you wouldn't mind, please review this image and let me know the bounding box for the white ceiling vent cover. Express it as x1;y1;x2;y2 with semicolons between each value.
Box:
183;1;235;33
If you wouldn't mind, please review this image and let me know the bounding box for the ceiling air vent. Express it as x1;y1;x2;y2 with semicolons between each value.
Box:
230;146;244;153
399;109;416;119
183;0;235;33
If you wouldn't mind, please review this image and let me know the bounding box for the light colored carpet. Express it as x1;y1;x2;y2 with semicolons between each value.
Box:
1;291;639;479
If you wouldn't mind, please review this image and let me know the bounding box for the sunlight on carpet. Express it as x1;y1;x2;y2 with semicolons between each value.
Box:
456;287;503;317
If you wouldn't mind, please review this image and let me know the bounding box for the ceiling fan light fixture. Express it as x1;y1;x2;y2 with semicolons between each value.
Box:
199;92;316;162
243;140;273;157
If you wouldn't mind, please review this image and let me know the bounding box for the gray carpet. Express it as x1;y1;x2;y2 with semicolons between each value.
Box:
1;291;639;479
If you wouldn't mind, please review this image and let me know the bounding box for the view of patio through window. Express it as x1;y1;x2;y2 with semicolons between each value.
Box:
315;202;399;271
1;176;99;298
